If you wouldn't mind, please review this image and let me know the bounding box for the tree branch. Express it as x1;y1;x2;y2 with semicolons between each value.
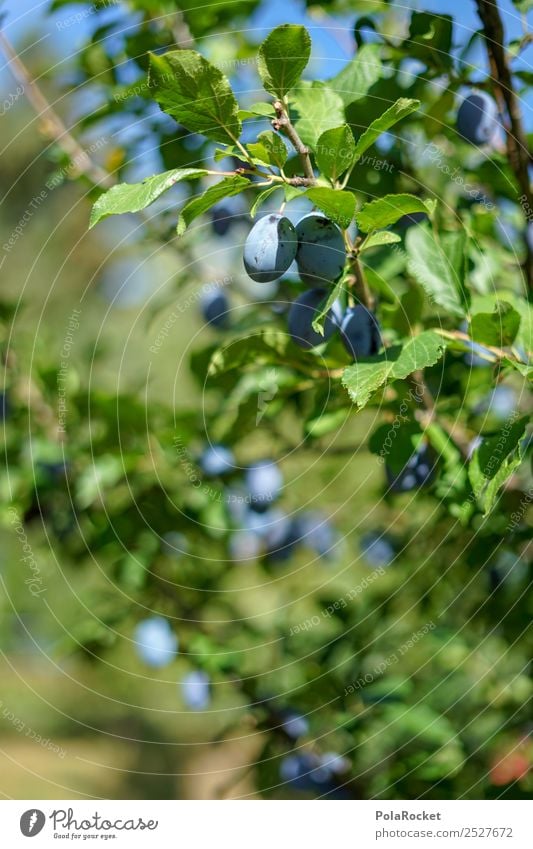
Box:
474;0;533;295
0;31;114;189
272;99;316;183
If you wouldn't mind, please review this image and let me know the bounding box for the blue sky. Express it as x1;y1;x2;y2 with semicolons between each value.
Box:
1;0;532;123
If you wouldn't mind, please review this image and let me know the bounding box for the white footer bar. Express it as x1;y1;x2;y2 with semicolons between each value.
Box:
2;800;531;847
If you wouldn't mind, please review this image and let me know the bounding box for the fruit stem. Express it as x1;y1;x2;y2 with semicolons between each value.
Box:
271;100;316;183
347;253;374;310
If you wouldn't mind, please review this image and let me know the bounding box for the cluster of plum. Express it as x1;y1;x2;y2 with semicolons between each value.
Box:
199;444;341;563
242;211;382;356
132;612;353;793
133;617;212;709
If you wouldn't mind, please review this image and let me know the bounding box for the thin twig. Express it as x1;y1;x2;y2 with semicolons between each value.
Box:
272;99;316;183
0;31;114;189
474;0;533;294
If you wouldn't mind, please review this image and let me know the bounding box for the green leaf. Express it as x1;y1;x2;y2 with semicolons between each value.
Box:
407;12;453;70
328;43;382;106
247;131;288;168
360;231;401;252
369;421;424;474
305;187;355;229
405;224;468;317
177;176;250;236
312;277;345;335
470;301;521;347
291;82;345;148
356;193;431;233
503;356;533;379
352;98;420;163
257;24;311;99
305;407;352;438
441;229;470;311
315;125;356;182
89;168;207;227
250;185;283;218
149;50;241;144
468;417;528;515
239;102;276;119
208;328;313;376
341;331;446;410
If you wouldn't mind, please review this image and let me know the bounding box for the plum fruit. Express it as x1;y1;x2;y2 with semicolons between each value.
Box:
243;214;297;282
340;305;381;359
457;92;498;146
288;288;341;350
295;213;346;285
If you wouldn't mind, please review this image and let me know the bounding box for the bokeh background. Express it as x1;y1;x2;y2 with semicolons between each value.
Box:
0;0;531;800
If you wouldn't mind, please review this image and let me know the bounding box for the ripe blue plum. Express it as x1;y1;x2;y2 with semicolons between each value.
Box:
229;529;262;562
281;710;309;740
211;205;233;236
457;92;498;146
360;531;395;567
295;213;346;285
265;517;302;563
477;385;517;420
340;305;381;359
386;443;435;493
134;617;178;667
0;391;9;420
181;670;211;710
243;214;297;282
395;211;428;231
288;288;341;350
279;752;329;791
200;287;229;329
199;444;235;476
297;511;339;560
279;751;348;793
245;460;283;511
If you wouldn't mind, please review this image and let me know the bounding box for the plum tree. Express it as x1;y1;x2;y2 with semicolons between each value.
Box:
295;213;346;285
18;5;531;803
134;618;178;668
288;289;341;349
340;305;381;359
456;91;498;145
243;214;297;282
